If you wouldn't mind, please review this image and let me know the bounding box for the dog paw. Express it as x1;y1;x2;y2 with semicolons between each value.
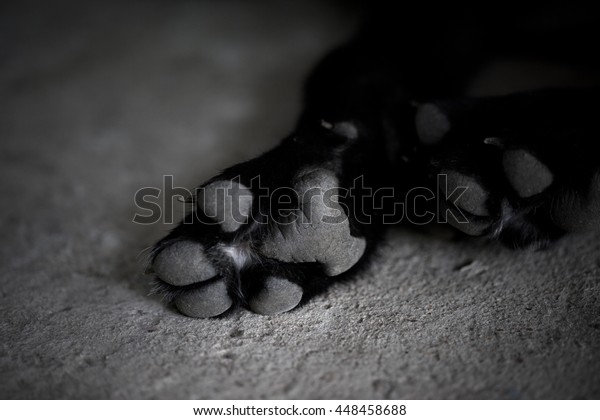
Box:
149;136;368;317
415;88;600;247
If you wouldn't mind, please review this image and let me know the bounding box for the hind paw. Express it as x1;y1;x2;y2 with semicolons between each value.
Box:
415;88;600;247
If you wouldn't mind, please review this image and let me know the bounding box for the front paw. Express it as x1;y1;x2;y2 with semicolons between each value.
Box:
149;131;369;317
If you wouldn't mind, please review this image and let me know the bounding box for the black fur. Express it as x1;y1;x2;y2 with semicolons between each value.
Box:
149;2;600;316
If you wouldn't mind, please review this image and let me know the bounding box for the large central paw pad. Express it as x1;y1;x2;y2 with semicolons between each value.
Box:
260;169;366;276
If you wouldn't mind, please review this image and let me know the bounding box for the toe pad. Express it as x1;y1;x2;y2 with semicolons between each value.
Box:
416;103;451;145
503;149;553;198
198;180;253;232
439;198;492;236
153;241;217;286
441;170;490;216
175;280;232;318
249;277;303;315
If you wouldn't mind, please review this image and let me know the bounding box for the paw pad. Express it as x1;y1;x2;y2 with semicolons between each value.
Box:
438;197;493;236
175;279;232;318
197;180;253;232
415;103;451;145
248;276;303;315
503;149;553;198
153;240;216;286
259;169;366;276
440;170;490;216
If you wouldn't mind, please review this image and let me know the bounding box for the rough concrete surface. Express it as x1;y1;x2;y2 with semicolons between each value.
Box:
1;0;599;399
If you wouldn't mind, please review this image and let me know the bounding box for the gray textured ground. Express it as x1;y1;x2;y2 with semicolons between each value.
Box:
1;0;599;399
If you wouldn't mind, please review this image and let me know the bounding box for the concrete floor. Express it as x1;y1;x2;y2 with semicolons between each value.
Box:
1;0;599;399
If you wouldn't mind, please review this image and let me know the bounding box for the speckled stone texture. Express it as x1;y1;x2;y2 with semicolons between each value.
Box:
1;0;599;399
